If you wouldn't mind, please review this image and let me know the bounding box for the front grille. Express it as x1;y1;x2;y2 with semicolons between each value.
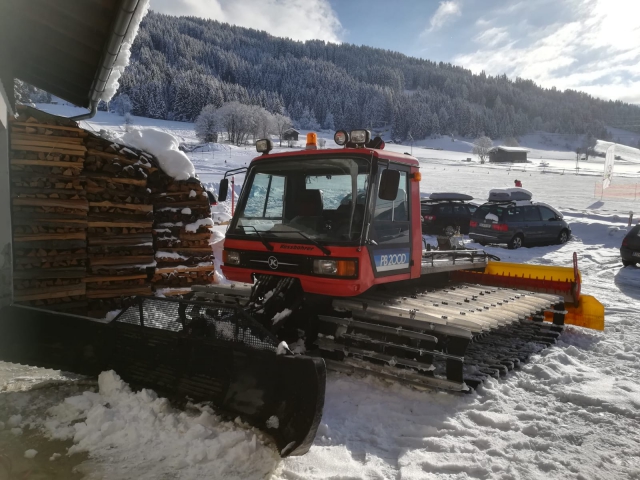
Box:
240;250;310;274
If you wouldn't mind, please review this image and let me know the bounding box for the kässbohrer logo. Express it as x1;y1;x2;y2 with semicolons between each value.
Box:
280;245;314;251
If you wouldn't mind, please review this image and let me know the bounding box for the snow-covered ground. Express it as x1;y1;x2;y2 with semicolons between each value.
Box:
2;105;640;479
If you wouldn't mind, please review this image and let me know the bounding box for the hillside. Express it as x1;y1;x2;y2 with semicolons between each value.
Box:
111;11;640;144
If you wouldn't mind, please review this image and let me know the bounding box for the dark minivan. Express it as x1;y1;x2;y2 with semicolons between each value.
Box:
621;225;640;266
469;202;571;249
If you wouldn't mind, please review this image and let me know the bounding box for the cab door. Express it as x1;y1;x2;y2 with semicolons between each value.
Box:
368;165;412;277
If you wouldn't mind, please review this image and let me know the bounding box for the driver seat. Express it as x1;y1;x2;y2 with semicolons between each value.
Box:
297;190;323;216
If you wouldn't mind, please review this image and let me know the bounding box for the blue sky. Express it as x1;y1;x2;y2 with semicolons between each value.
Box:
151;0;640;104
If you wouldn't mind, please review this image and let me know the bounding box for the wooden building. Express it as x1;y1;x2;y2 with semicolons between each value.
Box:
283;128;300;141
489;146;529;163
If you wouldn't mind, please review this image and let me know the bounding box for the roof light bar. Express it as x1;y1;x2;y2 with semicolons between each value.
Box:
350;129;370;145
256;138;273;154
334;130;349;146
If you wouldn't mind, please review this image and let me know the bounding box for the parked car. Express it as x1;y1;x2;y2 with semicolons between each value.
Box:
621;225;640;266
469;201;570;249
420;193;477;235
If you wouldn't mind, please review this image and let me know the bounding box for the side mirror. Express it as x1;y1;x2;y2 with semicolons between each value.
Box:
218;178;229;202
378;169;400;201
206;191;217;205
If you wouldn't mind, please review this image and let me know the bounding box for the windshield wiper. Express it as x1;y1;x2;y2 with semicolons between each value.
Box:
280;229;332;256
238;225;274;251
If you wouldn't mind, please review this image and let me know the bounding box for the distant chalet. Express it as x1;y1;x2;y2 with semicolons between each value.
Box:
282;128;300;141
489;146;529;163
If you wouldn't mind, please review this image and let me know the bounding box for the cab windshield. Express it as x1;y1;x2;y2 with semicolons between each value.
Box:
230;157;370;243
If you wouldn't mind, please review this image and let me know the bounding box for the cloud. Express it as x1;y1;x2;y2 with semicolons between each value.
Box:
473;27;509;48
455;0;640;103
425;1;461;33
150;0;343;43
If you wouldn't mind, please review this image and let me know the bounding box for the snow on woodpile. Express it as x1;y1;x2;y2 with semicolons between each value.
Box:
100;0;151;102
120;128;195;181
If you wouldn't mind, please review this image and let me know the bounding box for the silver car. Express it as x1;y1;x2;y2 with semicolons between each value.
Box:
469;201;571;249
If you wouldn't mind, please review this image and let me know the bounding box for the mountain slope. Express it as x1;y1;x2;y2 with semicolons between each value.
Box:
114;11;640;142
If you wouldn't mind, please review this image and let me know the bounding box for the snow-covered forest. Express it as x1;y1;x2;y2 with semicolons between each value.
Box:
106;11;640;143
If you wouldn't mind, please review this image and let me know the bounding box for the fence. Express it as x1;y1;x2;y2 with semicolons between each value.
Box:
594;182;640;200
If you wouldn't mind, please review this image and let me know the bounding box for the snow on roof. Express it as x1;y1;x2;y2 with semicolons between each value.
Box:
100;0;151;102
490;146;530;153
284;128;300;133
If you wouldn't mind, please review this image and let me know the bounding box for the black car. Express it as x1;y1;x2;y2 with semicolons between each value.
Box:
469;201;571;249
621;225;640;266
421;193;477;235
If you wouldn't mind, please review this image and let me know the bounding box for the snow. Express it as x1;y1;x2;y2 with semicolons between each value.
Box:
24;449;38;459
100;0;150;102
185;217;214;233
155;251;188;261
271;308;292;325
33;371;278;479
120;128;195;180
5;103;640;479
276;341;290;355
181;207;192;215
490;145;530;152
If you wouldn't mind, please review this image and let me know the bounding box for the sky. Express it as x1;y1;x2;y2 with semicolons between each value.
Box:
149;0;640;104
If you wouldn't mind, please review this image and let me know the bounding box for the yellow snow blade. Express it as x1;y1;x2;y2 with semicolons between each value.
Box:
484;261;579;283
544;294;605;331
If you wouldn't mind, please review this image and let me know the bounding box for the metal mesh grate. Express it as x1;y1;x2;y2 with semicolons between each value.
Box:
114;297;278;352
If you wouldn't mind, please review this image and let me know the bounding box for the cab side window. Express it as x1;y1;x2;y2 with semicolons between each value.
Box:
373;171;409;222
371;169;410;245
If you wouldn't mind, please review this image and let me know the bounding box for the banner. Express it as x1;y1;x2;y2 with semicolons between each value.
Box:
603;145;615;189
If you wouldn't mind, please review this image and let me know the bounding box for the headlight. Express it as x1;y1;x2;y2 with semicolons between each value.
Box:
312;259;356;277
223;250;240;265
350;129;370;144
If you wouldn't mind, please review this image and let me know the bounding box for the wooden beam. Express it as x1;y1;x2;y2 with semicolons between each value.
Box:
14;284;86;302
89;201;154;212
13;197;89;210
13;232;87;242
11;139;87;152
86;287;153;299
88;221;154;228
11;133;84;144
11;159;83;168
89;256;155;266
11;121;84;133
83;274;148;283
13;268;87;279
84;174;147;187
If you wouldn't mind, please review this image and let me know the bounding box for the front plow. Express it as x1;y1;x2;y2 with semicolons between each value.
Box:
0;298;326;457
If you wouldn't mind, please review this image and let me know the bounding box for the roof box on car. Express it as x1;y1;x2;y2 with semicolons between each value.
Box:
429;192;474;201
488;188;532;202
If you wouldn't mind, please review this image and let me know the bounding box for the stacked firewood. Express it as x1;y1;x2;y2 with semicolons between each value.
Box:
8;106;217;315
84;133;157;310
10;107;88;312
150;176;216;295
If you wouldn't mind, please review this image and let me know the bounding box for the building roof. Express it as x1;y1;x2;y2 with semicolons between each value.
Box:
489;146;530;153
284;128;300;134
0;0;148;110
